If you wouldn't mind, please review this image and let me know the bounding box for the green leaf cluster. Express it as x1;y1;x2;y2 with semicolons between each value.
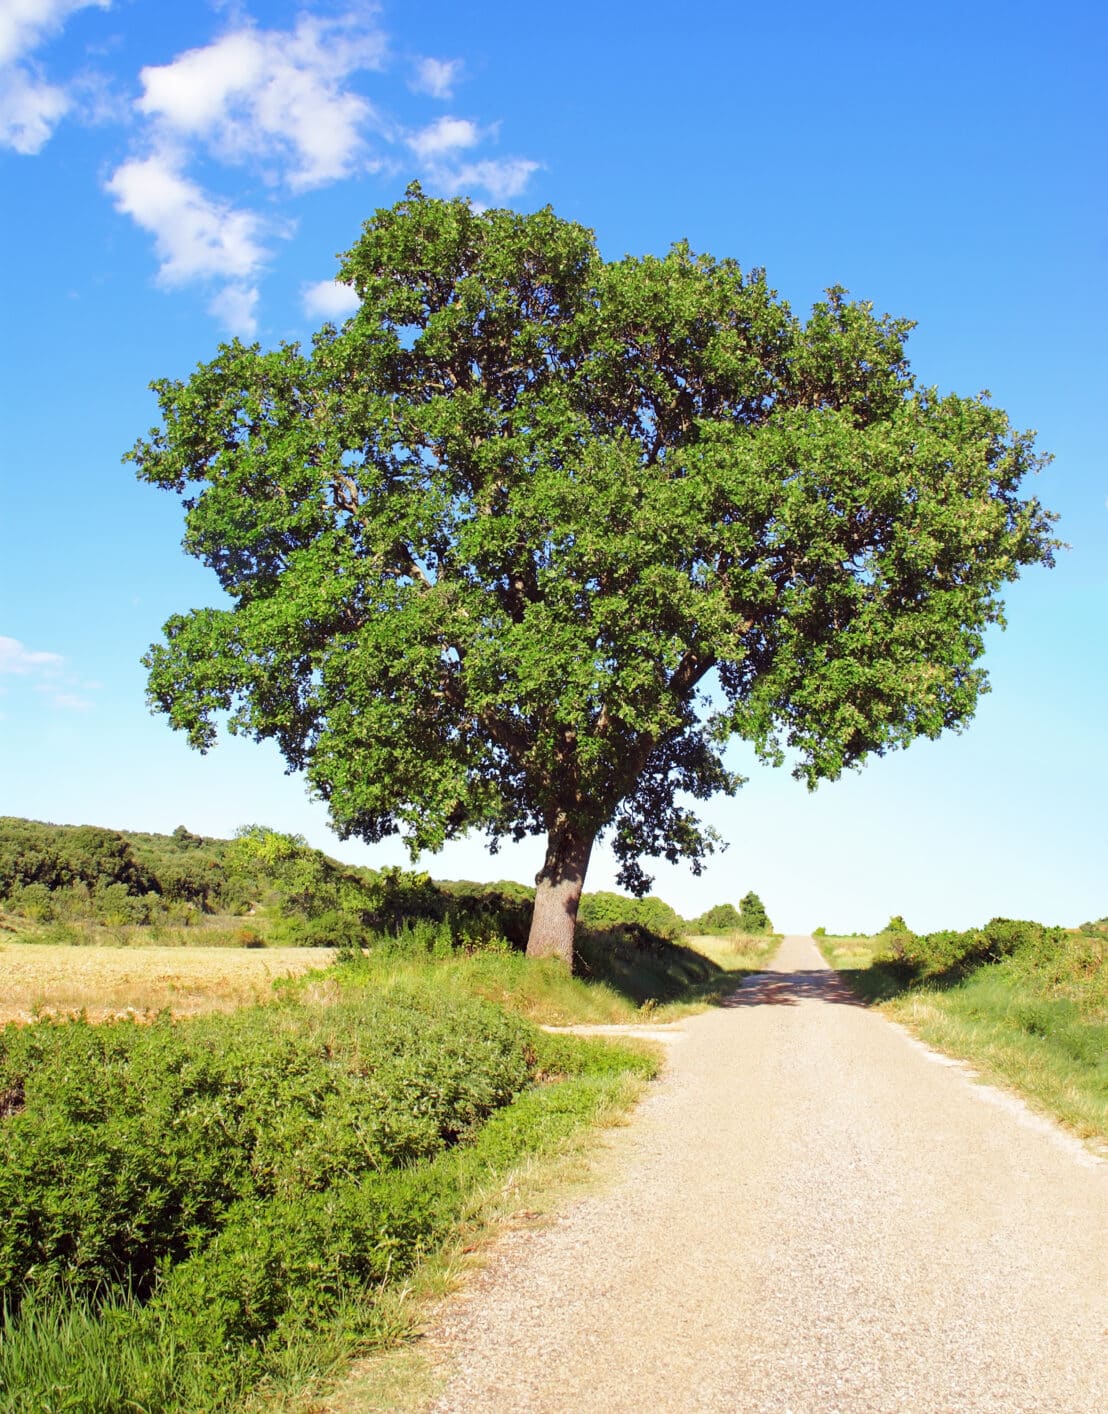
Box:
129;186;1057;899
0;975;654;1409
576;890;686;939
0;991;531;1308
737;890;772;934
0;817;535;944
694;902;744;933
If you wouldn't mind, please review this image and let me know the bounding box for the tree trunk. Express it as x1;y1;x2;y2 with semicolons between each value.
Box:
525;824;594;969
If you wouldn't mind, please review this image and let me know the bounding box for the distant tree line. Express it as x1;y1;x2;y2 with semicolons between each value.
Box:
0;817;773;948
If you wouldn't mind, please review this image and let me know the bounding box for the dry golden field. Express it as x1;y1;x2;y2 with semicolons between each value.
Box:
0;942;337;1024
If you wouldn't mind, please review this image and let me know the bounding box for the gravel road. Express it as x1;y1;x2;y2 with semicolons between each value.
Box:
426;936;1107;1412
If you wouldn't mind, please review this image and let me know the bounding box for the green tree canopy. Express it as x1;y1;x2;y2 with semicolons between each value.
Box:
738;891;772;935
129;186;1055;965
693;903;743;934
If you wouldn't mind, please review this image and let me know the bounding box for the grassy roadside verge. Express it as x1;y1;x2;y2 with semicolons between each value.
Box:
288;1048;652;1414
819;924;1107;1144
0;929;763;1412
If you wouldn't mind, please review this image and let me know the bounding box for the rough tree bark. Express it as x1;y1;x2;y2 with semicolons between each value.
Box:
525;823;594;969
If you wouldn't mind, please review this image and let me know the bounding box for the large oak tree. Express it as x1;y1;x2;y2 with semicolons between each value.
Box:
129;186;1055;966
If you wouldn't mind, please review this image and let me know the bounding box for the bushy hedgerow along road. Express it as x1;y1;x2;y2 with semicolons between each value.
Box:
0;948;663;1413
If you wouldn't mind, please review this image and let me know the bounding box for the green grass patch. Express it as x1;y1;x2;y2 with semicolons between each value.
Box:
303;924;771;1026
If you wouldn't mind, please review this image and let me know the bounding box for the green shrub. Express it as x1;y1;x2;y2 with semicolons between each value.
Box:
872;917;1067;984
694;903;743;934
737;891;772;935
152;1164;459;1354
0;982;655;1413
577;891;685;940
0;991;533;1311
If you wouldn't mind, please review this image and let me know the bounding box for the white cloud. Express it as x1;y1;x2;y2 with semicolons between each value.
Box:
407;114;481;160
0;635;95;708
0;64;67;152
68;59;132;127
105;151;267;286
432;157;541;202
208;281;259;337
0;635;63;675
97;9;540;331
411;56;461;99
302;278;360;320
0;0;110;152
0;0;109;68
137;13;388;190
33;684;94;710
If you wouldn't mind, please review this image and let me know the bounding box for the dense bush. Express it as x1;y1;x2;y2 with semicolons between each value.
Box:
0;817;539;947
577;891;685;940
0;821;153;898
737;891;772;934
0;817;232;918
873;916;1067;983
693;903;743;933
690;892;772;936
0;990;532;1310
0;965;657;1412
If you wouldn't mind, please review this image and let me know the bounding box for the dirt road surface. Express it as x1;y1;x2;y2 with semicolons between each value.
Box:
426;936;1106;1412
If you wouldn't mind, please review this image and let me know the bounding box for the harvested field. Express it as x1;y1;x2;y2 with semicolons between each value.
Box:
0;943;336;1024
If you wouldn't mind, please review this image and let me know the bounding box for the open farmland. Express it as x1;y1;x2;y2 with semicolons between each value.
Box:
0;942;336;1024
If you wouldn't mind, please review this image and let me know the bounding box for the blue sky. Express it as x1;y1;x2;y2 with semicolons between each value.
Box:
1;0;1105;933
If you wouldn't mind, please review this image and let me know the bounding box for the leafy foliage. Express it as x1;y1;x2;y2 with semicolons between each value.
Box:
128;186;1057;960
577;890;685;939
0;991;531;1308
737;890;772;934
0;817;535;945
693;902;742;933
871;916;1069;985
0;957;658;1411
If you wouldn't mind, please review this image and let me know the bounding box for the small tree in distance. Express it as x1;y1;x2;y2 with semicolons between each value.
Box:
129;186;1056;968
694;903;743;934
738;891;772;935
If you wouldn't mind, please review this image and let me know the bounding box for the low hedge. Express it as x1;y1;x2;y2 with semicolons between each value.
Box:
0;988;533;1308
873;917;1070;984
0;986;655;1413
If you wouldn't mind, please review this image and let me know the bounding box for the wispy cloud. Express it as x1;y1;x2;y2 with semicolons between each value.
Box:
0;0;109;68
0;635;64;675
0;65;68;153
207;281;260;337
11;5;541;329
407;114;482;160
135;13;388;190
0;635;96;710
42;689;95;711
302;279;360;320
105;151;267;334
430;157;542;202
0;0;111;154
410;56;461;100
103;9;392;332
